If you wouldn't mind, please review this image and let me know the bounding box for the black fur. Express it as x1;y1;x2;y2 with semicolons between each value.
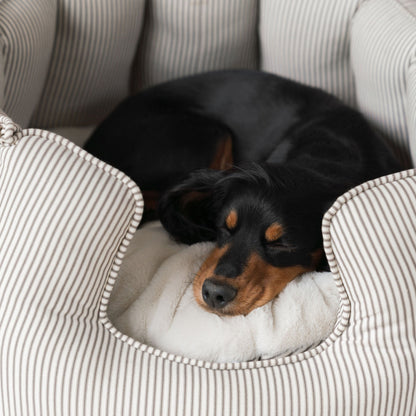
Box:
85;69;400;272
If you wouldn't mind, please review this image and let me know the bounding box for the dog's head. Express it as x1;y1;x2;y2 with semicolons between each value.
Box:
158;164;328;315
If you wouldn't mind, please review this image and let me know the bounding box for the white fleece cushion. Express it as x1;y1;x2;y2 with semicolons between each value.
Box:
111;223;339;363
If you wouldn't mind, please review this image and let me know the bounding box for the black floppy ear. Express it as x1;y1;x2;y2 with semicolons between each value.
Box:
158;169;226;244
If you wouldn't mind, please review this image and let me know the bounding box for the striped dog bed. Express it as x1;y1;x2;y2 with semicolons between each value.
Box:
1;0;416;414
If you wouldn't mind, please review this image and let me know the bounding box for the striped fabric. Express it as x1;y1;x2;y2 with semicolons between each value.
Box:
259;0;359;107
1;0;415;170
351;0;416;168
1;112;415;415
0;0;56;127
29;0;146;128
399;0;416;12
401;0;416;166
1;0;416;411
408;57;416;168
0;113;23;146
321;170;416;415
0;114;144;415
132;0;259;91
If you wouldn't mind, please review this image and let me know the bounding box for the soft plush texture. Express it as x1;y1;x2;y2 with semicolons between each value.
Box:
110;222;339;363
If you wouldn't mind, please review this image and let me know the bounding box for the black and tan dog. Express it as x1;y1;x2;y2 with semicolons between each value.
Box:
85;70;400;316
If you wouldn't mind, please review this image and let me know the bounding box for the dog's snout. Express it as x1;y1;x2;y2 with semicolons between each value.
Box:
202;279;237;310
214;250;245;278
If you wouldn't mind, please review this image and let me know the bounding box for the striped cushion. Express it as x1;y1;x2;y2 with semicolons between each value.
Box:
1;112;415;414
29;0;146;129
321;170;416;415
259;0;359;107
0;0;56;127
0;114;144;414
351;0;416;168
1;0;415;170
132;0;259;90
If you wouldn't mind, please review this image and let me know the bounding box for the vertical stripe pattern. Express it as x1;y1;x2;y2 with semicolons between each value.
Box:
29;0;146;129
259;0;359;106
408;57;416;169
0;0;56;127
0;0;416;413
351;0;416;168
0;0;414;170
1;114;416;414
132;0;259;91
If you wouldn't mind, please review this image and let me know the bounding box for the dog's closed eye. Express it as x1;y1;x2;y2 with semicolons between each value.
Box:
265;238;294;251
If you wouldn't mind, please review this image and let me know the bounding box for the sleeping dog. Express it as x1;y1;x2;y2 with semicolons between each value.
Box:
84;70;400;316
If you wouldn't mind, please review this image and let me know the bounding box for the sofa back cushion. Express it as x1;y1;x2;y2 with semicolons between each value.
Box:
0;0;56;127
351;0;416;167
259;0;416;167
29;0;146;128
131;0;259;91
259;0;359;107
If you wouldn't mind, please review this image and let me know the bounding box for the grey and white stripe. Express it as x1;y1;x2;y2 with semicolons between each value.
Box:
408;59;416;169
259;0;359;107
351;0;416;168
1;114;415;414
1;0;416;413
0;113;22;146
132;0;259;91
29;0;146;129
0;0;56;127
0;0;415;170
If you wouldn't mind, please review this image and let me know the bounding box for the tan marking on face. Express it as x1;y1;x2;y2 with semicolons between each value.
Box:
225;210;238;230
265;223;283;242
193;247;324;316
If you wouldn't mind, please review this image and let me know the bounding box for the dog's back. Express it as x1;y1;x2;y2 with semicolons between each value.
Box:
85;70;399;191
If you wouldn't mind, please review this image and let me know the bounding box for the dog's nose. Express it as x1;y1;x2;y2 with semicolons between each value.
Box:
202;279;237;310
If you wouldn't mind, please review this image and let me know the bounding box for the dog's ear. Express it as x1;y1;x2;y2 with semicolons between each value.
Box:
158;169;226;244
